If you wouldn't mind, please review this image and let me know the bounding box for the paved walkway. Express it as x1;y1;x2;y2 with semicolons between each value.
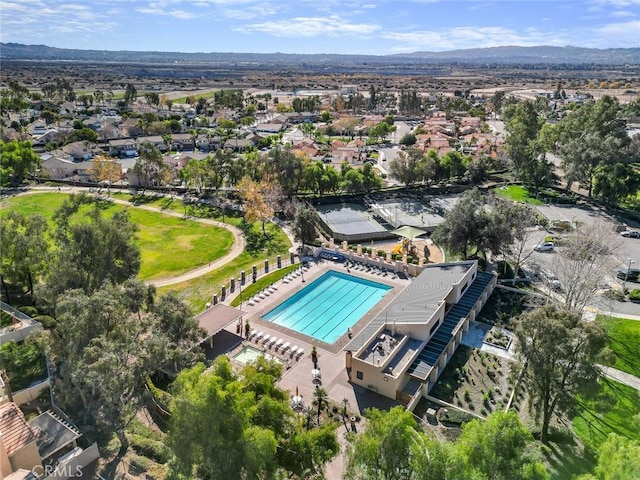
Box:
18;186;246;287
592;311;640;391
598;364;640;391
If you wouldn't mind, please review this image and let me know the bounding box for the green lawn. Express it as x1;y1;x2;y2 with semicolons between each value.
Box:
171;91;217;104
230;264;298;307
596;315;640;377
572;378;640;452
1;193;234;281
111;192;245;226
0;192;70;226
495;185;544;205
159;223;292;312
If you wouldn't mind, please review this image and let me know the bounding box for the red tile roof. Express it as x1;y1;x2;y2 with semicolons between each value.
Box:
0;403;37;456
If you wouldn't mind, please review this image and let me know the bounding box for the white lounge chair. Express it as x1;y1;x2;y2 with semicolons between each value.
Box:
272;338;283;350
258;292;266;299
254;331;264;342
263;289;271;296
289;346;299;357
279;342;290;353
248;298;255;306
263;335;274;345
249;329;258;339
271;285;278;290
296;348;305;358
283;278;290;284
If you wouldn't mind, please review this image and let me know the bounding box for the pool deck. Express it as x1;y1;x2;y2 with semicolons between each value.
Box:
221;259;410;415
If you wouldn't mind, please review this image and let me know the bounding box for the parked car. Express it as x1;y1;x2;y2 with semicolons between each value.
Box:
616;268;640;282
536;269;562;291
534;241;555;252
620;230;640;238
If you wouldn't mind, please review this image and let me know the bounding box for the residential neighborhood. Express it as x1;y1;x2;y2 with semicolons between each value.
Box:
1;26;640;480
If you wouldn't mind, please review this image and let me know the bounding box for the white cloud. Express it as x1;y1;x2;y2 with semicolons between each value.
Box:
236;15;380;38
382;26;570;52
610;9;637;16
597;20;640;43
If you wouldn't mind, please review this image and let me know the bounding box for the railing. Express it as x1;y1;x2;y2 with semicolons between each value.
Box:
211;254;300;307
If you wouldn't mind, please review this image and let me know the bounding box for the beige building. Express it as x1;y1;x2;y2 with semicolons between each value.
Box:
0;402;41;478
344;261;496;411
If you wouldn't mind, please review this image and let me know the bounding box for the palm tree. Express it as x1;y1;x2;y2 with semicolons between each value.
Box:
302;406;314;430
313;387;328;425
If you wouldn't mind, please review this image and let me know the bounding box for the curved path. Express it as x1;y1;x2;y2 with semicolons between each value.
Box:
13;187;245;287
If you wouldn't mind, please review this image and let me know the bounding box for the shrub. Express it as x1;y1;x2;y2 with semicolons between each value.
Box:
629;289;640;302
440;408;475;426
377;250;386;258
35;315;57;329
129;455;150;474
463;388;471;402
18;306;38;317
129;434;171;464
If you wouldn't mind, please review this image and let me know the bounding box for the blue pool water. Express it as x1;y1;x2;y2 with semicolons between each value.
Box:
263;270;392;343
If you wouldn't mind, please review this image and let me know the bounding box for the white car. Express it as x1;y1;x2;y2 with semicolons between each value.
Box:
620;230;640;238
534;241;555;252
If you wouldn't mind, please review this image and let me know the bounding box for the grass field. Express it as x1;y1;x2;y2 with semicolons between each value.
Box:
171;91;217;104
572;378;640;452
0;193;234;281
159;222;292;312
0;192;70;226
596;315;640;377
111;192;245;227
230;264;298;307
495;185;544;205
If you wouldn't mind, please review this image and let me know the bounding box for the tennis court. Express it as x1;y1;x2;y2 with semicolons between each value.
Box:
316;203;389;242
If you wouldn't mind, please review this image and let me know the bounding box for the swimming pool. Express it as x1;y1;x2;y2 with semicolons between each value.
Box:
262;270;392;343
233;346;282;365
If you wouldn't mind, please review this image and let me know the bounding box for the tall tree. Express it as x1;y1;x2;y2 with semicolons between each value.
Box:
592;162;640;207
455;411;549;480
0;140;39;187
556;95;631;197
345;406;448;480
123;83;137;107
504;100;543;183
0;212;50;299
168;357;338;479
291;203;320;247
41;200;140;300
577;434;640;480
552;220;620;313
512;305;609;442
389;147;427;186
88;157;121;194
132;141;168;193
432;189;488;259
35;281;202;449
237;177;273;237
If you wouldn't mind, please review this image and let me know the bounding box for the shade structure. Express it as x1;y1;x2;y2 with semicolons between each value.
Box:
391;225;427;240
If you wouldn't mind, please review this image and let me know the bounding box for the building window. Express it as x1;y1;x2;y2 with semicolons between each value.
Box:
356;371;363;380
461;282;469;294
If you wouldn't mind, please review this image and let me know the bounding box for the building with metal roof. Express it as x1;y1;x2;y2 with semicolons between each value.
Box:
345;261;496;410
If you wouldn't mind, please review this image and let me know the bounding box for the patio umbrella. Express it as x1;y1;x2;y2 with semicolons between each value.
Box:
391;225;427;240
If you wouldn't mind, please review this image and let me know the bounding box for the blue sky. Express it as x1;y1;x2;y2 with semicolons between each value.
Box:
1;0;638;54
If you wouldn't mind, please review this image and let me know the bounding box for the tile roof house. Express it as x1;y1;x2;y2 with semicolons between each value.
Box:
0;402;41;477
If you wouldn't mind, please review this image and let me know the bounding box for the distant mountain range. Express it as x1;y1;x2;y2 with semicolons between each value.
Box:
1;43;639;65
